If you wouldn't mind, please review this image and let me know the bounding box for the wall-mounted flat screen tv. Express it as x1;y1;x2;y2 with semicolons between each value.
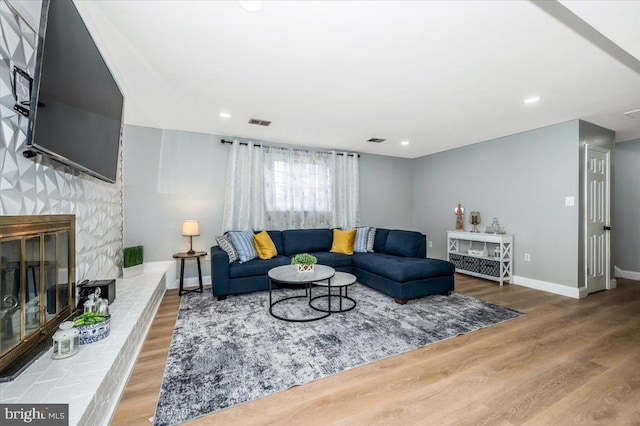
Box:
27;0;123;183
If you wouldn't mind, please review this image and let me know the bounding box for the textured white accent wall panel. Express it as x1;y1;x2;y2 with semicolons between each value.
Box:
0;0;123;280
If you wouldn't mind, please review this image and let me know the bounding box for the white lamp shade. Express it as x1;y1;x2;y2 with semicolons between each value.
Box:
182;220;200;236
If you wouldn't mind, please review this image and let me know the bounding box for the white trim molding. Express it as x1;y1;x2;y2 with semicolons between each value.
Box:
614;265;640;281
512;275;586;299
142;260;211;290
176;275;212;290
144;261;175;288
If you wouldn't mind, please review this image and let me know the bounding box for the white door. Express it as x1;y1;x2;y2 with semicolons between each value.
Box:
585;144;610;294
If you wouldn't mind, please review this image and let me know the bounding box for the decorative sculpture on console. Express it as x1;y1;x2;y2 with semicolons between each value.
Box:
455;204;464;230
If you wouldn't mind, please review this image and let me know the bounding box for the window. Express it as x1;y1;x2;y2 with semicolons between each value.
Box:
267;159;331;213
263;148;334;228
222;141;359;231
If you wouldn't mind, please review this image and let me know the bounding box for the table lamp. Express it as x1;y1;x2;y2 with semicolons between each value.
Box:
182;220;200;254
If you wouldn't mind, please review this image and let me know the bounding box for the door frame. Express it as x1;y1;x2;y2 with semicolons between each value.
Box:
584;143;612;292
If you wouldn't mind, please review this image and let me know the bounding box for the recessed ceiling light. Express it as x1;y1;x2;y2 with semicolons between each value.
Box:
239;1;263;12
524;96;540;104
400;140;410;146
219;112;231;119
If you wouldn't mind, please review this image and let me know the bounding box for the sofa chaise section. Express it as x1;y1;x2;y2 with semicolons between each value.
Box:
352;252;455;304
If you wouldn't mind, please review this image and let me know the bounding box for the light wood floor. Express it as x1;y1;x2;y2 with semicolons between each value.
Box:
111;275;640;425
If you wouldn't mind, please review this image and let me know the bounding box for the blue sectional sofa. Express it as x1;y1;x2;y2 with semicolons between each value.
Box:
210;228;455;304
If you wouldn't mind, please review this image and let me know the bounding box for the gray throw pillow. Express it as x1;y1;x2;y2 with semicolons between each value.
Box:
367;227;376;252
215;234;238;263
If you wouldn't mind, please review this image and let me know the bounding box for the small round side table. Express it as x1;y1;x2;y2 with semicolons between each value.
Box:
172;251;207;296
310;271;357;313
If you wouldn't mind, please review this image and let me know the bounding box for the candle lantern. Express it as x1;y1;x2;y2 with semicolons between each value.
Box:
52;321;80;359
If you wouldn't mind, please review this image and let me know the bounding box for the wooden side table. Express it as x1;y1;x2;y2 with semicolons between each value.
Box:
172;251;207;296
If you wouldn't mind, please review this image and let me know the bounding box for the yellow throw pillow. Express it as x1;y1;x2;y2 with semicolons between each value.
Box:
253;230;277;259
330;229;357;255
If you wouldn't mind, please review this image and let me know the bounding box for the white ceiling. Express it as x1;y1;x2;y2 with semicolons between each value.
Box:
70;0;640;158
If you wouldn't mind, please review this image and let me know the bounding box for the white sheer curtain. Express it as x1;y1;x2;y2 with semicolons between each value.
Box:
221;141;265;231
331;150;360;228
264;146;331;229
222;140;360;231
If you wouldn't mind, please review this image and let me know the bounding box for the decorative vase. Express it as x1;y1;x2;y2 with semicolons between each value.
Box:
123;245;144;278
296;264;314;273
77;316;111;345
123;264;144;279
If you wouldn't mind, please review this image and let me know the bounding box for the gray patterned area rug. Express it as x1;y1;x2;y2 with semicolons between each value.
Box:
153;283;522;425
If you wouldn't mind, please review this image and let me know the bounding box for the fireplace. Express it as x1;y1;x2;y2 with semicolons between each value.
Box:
0;215;75;381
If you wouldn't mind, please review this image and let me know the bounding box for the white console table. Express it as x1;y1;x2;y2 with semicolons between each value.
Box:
447;231;513;285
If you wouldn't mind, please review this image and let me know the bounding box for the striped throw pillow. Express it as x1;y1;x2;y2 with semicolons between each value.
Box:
354;227;370;253
215;234;238;263
227;230;258;263
367;227;376;252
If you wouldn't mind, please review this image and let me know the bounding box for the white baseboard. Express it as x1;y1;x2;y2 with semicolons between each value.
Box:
144;261;175;289
512;275;585;299
614;265;640;281
142;261;212;290
171;275;212;290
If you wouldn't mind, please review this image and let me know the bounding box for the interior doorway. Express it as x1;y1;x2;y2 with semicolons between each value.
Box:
584;144;611;294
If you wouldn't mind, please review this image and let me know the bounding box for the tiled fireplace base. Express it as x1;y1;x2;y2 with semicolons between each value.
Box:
0;272;166;425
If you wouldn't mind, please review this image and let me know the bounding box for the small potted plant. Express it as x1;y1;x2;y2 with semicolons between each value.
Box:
123;245;143;278
291;253;317;273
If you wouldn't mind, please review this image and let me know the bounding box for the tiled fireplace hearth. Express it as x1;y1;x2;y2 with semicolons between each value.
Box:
0;272;165;425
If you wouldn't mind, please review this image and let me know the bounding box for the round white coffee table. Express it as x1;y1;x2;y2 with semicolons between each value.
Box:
268;264;335;322
310;271;357;313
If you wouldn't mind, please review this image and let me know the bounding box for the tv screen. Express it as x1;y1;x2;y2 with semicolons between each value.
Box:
28;0;123;183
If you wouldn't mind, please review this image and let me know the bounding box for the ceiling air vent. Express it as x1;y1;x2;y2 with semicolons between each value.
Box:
248;118;272;126
623;109;640;119
367;138;386;143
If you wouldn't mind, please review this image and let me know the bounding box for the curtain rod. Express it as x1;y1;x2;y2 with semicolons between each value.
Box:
220;139;360;157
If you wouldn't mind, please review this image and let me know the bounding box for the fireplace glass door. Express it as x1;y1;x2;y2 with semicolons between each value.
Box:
1;239;21;353
0;215;75;378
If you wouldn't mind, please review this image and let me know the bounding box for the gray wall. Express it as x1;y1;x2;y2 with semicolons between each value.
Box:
411;121;581;287
359;153;413;229
123;126;228;280
614;139;640;273
123;125;412;280
123;126;228;259
125;120;623;289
